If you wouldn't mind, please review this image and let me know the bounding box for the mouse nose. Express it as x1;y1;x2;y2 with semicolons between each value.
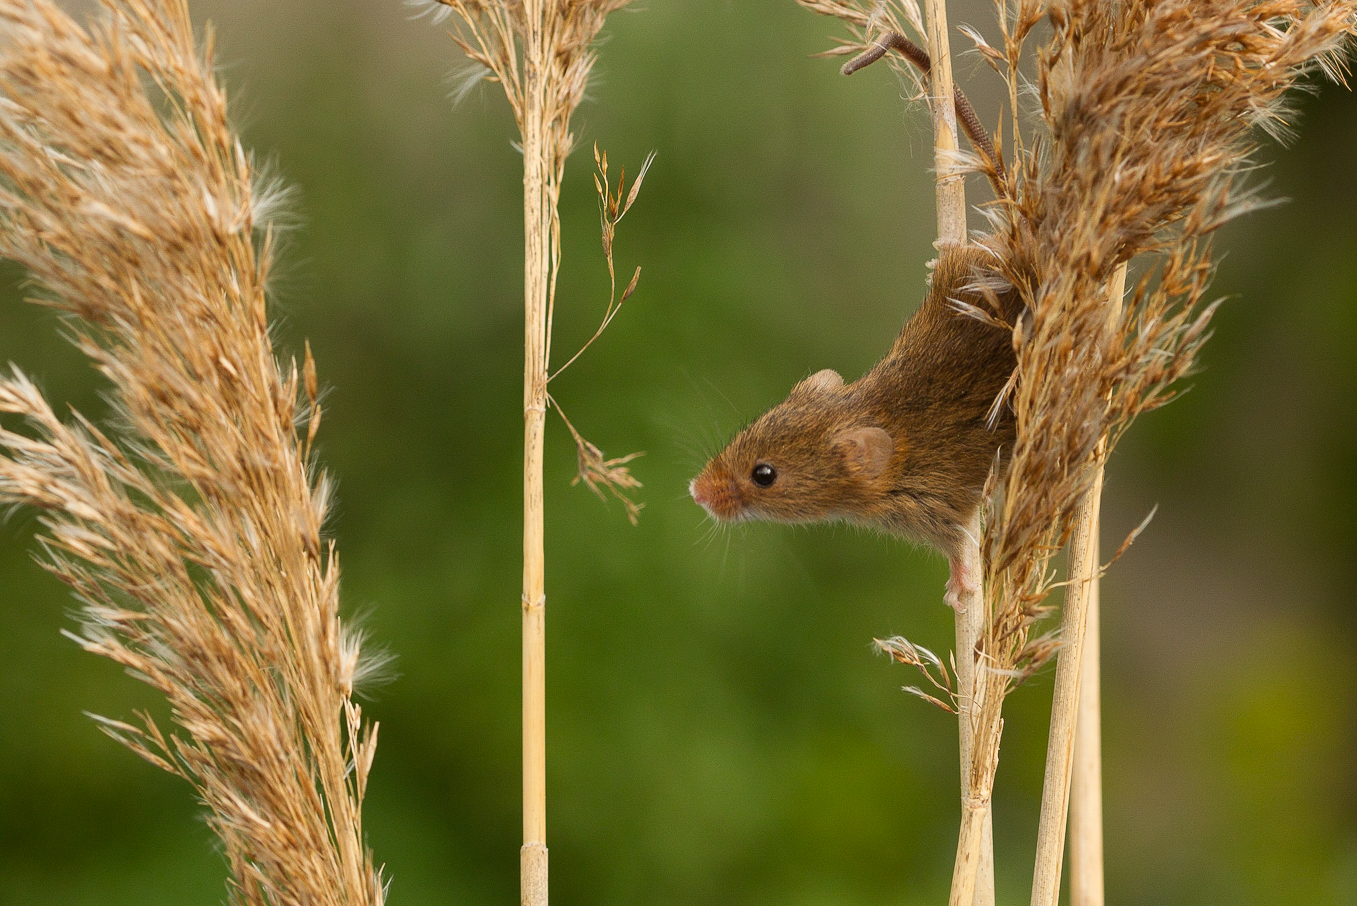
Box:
689;473;741;519
688;477;710;506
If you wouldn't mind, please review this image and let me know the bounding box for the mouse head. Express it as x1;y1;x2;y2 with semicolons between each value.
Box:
689;368;896;525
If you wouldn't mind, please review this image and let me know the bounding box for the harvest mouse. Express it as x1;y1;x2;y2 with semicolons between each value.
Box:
689;246;1018;607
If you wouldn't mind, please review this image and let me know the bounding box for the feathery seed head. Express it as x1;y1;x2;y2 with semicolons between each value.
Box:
0;1;385;902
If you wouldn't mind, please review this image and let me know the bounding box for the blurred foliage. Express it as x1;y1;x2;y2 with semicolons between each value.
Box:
0;1;1355;904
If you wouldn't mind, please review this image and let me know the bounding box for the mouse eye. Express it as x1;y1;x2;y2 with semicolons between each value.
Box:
751;463;777;488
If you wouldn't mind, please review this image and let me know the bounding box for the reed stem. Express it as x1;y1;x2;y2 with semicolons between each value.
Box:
521;3;550;903
1068;524;1103;906
952;513;996;906
1029;459;1101;906
924;0;993;900
950;662;1003;906
1067;262;1124;906
925;0;964;247
1030;261;1124;906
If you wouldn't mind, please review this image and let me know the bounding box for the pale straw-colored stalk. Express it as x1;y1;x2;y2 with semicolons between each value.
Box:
1029;441;1105;906
0;1;384;903
1066;263;1126;906
794;1;995;900
1069;528;1104;906
951;522;997;906
920;1;996;900
925;0;965;247
417;2;645;903
520;10;553;893
797;1;1356;902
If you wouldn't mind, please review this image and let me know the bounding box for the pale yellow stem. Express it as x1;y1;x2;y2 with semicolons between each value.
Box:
949;798;989;906
521;3;550;905
951;663;1003;906
1069;526;1103;906
1031;264;1126;906
952;513;995;906
925;0;991;900
925;0;965;247
1068;263;1125;906
1029;463;1101;906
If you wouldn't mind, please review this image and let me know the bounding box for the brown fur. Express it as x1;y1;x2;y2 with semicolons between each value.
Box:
689;246;1019;562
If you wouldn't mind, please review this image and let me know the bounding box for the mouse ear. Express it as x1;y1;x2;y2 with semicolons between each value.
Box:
794;368;843;396
833;427;894;479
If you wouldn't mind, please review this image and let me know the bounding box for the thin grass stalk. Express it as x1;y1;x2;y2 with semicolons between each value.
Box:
1030;452;1106;906
952;509;995;906
1068;523;1103;906
951;661;1003;906
923;0;995;900
420;3;647;902
520;6;551;903
951;516;996;906
1067;263;1125;906
925;0;965;246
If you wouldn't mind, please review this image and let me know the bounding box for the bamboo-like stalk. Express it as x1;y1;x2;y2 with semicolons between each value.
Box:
951;515;995;906
1068;523;1103;906
520;5;551;902
924;0;964;247
951;662;1002;906
1067;262;1125;906
924;1;994;902
424;4;646;903
1029;457;1103;906
955;523;998;906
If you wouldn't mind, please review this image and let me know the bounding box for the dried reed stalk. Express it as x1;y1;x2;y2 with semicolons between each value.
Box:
920;0;996;898
924;0;965;247
801;0;1356;901
1066;262;1126;906
0;2;385;904
418;1;644;903
796;2;996;901
959;4;1357;905
951;513;995;906
1029;448;1103;906
1069;526;1103;906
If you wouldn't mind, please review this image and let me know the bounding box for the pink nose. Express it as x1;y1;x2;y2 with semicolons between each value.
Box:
689;473;741;519
689;477;712;507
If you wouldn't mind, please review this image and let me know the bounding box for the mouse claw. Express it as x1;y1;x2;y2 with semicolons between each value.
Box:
945;557;979;612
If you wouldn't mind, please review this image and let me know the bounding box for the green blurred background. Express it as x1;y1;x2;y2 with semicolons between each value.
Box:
1;1;1355;903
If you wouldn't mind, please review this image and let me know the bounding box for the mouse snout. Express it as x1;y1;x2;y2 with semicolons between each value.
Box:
689;471;743;520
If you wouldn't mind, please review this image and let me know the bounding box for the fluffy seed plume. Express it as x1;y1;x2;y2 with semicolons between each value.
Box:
425;0;649;517
0;1;385;903
976;0;1357;684
417;2;649;901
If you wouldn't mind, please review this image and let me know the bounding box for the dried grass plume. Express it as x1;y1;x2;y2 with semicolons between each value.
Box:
0;1;385;903
977;0;1357;688
799;3;1356;899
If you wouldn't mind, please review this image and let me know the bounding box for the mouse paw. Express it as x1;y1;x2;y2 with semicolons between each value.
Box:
945;558;979;612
